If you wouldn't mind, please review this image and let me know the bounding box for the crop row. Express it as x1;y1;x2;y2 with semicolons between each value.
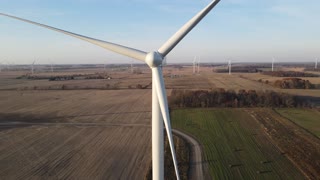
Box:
171;108;304;179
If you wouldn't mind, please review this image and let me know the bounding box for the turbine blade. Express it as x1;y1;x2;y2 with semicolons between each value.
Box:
152;67;180;180
0;13;147;61
158;0;220;57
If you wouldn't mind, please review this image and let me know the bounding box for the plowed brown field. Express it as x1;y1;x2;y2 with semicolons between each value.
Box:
0;90;152;179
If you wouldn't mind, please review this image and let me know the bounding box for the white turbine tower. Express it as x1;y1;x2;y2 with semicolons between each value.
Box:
197;56;201;74
315;58;318;69
31;60;36;75
228;59;232;75
0;1;221;179
193;56;197;74
272;57;275;72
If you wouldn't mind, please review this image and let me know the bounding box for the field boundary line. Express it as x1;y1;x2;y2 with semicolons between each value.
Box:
272;108;320;140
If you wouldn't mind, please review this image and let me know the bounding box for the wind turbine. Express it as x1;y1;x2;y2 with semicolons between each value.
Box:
228;59;232;75
162;57;167;67
315;58;318;69
0;1;221;179
31;60;36;75
272;57;275;72
193;56;196;74
197;56;201;74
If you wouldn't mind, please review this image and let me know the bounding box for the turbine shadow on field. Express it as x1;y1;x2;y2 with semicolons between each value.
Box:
0;124;30;131
0;111;151;124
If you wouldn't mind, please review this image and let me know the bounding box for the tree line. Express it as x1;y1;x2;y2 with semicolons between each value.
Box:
274;78;317;89
214;66;261;73
169;89;310;108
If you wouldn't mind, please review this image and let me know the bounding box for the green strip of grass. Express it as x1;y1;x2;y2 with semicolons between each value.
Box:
275;108;320;137
171;108;304;180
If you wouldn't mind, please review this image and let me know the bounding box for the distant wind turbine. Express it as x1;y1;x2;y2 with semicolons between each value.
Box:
315;58;318;69
31;60;36;75
272;57;275;72
192;56;196;74
0;1;221;179
192;56;197;74
104;62;106;72
192;56;200;74
228;59;232;75
197;56;201;74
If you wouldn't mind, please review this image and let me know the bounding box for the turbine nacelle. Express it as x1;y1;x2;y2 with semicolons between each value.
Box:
146;51;163;68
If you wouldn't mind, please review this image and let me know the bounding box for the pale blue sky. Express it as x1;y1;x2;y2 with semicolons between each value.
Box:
1;0;319;64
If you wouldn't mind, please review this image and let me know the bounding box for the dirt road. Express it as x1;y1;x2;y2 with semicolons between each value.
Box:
172;129;208;180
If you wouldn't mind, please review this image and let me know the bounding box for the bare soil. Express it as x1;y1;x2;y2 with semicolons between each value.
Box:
0;65;319;179
0;89;152;179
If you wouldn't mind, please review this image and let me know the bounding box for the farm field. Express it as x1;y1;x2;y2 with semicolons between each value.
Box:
1;67;320;100
0;89;152;179
166;71;320;105
245;108;320;179
206;73;275;91
240;72;320;84
171;108;305;180
0;63;319;179
275;108;320;137
0;69;152;90
239;73;320;97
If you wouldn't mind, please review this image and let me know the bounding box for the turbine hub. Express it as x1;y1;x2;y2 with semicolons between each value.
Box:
145;51;163;68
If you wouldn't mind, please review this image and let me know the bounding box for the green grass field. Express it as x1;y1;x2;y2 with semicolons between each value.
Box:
171;108;304;180
275;108;320;137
